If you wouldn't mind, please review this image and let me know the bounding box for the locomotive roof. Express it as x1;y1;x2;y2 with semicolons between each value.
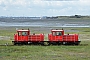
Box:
17;30;30;32
51;30;64;32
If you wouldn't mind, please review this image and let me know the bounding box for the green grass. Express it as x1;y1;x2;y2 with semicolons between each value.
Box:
0;41;90;60
0;27;90;60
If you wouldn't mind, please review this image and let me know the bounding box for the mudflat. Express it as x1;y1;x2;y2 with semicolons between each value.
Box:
0;18;90;27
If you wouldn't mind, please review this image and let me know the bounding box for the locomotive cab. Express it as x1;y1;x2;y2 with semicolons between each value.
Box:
17;30;30;36
16;30;30;41
13;29;30;45
48;29;64;44
51;29;64;36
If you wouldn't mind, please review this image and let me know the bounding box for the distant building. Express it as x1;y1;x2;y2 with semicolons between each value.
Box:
40;16;47;19
70;15;81;18
40;16;58;19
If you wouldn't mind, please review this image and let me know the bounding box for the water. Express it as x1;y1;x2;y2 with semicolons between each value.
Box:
0;18;90;27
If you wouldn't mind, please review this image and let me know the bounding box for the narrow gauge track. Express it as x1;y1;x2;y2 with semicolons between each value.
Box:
0;44;88;46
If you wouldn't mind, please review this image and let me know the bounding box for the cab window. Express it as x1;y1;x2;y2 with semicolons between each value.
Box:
22;32;28;36
52;32;56;36
18;32;21;36
53;32;62;36
56;32;62;36
18;32;28;36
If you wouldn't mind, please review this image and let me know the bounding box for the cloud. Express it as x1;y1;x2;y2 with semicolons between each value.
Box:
0;0;90;16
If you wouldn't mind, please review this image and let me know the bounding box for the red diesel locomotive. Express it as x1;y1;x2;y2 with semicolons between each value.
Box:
48;29;80;45
12;29;81;45
13;29;44;45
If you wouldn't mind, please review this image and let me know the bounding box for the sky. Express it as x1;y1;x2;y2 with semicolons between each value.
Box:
0;0;90;17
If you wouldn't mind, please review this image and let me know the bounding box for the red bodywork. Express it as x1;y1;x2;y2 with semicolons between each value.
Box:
48;29;80;44
13;29;44;44
13;29;80;45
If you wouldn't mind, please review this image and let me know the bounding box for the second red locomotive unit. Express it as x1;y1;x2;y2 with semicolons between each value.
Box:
12;29;81;45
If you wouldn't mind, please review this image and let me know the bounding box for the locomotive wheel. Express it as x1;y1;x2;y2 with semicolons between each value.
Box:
13;42;20;45
74;42;79;45
13;42;17;45
14;42;16;45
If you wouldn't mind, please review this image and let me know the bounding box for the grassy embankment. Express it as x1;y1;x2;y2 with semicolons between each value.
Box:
0;27;90;60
